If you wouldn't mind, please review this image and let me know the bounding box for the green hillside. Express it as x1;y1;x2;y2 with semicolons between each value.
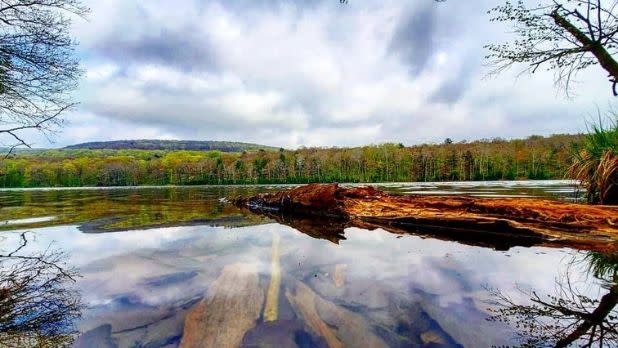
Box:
64;139;277;152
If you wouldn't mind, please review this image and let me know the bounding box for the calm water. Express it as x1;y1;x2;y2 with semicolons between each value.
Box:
0;181;616;347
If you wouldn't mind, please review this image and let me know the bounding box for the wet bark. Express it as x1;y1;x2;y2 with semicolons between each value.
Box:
233;184;618;252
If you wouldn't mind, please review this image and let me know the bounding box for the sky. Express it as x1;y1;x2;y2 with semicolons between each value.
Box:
30;0;617;148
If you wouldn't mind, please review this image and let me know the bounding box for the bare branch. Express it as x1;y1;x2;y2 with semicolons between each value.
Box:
487;0;618;96
0;0;88;154
0;231;82;347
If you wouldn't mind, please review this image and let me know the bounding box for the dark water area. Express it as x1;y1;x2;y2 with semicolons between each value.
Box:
0;181;616;347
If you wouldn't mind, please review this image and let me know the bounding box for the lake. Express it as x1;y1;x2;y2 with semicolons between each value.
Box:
0;180;616;347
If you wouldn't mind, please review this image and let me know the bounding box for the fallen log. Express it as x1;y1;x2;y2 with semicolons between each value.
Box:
232;183;618;253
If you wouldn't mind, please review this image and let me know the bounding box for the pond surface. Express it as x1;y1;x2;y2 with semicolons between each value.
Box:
0;180;616;348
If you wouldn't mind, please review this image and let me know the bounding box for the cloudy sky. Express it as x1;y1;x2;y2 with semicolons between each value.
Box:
35;0;616;148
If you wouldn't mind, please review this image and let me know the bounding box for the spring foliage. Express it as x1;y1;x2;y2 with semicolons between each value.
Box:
0;134;581;187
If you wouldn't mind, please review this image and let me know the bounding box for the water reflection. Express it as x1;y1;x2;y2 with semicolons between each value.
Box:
0;181;612;347
0;186;275;232
65;221;547;347
0;232;82;347
4;221;614;347
487;252;618;347
0;181;579;233
257;209;553;252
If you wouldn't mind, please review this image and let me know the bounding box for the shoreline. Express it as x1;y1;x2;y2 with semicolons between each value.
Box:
0;179;579;191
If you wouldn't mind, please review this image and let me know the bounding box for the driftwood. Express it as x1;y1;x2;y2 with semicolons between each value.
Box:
233;183;618;253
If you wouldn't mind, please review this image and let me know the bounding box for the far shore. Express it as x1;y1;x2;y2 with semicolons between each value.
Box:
0;179;579;191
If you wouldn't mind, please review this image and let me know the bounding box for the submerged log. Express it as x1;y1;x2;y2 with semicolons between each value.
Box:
285;281;388;348
264;233;281;322
233;183;618;253
179;263;264;348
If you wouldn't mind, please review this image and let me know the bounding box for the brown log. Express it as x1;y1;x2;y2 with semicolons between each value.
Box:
285;281;388;348
233;183;618;253
179;263;264;348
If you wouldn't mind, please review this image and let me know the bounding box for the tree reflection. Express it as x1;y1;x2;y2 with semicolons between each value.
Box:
0;232;82;348
487;252;618;347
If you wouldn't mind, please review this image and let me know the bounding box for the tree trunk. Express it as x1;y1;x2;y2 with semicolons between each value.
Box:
552;10;618;94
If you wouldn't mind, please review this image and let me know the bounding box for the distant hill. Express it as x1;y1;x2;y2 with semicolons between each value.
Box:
64;140;277;152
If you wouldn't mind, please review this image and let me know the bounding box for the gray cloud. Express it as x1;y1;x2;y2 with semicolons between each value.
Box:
430;78;469;104
218;0;326;12
47;0;615;149
94;29;217;71
389;3;437;76
89;4;217;71
430;55;480;104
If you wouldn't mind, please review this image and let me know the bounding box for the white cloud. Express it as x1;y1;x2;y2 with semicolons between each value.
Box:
37;0;616;149
84;63;118;81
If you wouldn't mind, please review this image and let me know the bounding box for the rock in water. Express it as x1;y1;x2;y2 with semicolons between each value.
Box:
179;263;264;348
286;281;388;348
420;330;447;345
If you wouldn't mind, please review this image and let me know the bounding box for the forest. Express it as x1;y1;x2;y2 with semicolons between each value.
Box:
0;134;582;187
64;139;276;152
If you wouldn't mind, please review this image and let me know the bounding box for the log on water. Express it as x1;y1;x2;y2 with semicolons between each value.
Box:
233;183;618;252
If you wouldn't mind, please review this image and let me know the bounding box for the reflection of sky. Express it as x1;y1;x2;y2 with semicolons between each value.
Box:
2;218;605;346
374;180;582;200
0;181;606;346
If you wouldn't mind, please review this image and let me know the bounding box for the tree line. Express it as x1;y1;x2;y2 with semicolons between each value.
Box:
64;139;276;152
0;134;582;187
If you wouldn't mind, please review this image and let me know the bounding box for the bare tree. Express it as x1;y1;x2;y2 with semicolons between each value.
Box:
0;0;88;156
486;0;618;96
0;231;82;348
